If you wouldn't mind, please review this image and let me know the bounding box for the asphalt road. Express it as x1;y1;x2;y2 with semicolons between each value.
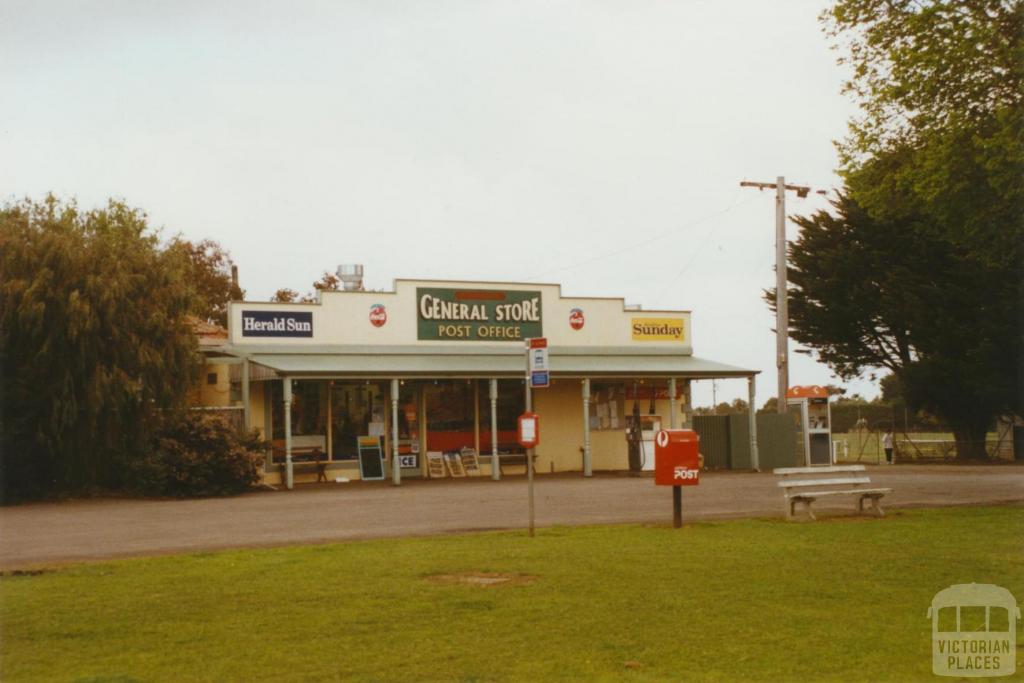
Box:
1;464;1021;568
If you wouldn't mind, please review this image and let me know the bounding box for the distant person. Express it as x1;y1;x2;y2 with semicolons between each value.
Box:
882;430;894;464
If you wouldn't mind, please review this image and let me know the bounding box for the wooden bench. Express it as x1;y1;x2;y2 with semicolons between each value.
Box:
774;465;892;520
273;446;328;483
496;452;537;475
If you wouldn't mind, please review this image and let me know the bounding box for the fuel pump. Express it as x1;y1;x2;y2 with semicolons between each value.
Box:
627;386;643;473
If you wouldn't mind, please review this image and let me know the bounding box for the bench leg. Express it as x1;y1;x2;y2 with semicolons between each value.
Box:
789;498;816;521
870;495;884;518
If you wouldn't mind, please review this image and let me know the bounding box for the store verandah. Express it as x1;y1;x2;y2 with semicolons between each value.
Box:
246;371;760;489
261;377;527;486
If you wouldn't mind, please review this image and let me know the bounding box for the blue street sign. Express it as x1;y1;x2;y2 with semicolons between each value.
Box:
530;370;549;388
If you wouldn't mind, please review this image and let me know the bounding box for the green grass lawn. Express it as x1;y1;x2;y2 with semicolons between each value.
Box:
2;506;1022;682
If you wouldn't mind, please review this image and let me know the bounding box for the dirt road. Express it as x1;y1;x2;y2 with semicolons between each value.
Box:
1;465;1020;568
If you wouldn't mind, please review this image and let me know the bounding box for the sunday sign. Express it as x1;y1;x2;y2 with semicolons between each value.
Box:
417;288;542;341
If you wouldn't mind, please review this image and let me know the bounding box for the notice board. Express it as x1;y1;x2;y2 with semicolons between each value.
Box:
357;436;385;481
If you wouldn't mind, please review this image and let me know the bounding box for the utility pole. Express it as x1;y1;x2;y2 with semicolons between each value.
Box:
740;177;825;414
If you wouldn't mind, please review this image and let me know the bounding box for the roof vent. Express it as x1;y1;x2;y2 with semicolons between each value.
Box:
336;264;365;292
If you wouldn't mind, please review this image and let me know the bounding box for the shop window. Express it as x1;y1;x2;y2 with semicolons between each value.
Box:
425;380;477;452
270;381;328;441
228;364;242;405
397;383;419;441
476;379;525;452
330;382;386;461
588;382;626;431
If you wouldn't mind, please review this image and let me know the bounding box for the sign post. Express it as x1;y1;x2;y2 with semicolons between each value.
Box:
523;338;548;537
654;429;701;528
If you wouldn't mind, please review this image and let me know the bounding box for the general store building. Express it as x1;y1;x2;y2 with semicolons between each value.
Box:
214;277;761;487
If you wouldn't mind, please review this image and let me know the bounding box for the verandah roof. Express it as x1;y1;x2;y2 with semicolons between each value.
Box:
224;344;757;379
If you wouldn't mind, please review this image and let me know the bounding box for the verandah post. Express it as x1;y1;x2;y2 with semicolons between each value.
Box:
283;377;293;490
391;378;401;486
582;378;592;477
490;379;500;480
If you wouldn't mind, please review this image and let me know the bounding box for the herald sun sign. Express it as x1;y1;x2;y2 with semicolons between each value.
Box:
654;429;700;486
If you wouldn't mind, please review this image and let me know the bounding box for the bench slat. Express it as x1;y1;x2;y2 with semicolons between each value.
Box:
774;465;865;475
778;477;871;488
786;487;892;499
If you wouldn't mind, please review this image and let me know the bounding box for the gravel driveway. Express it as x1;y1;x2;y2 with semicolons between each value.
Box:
1;464;1021;568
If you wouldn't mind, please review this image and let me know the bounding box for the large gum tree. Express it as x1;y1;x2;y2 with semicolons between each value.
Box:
775;0;1022;458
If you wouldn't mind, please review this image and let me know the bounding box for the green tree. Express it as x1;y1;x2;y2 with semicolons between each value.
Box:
270;288;300;303
777;194;1014;458
169;238;244;326
312;271;341;293
824;0;1023;261
780;0;1024;458
0;196;200;498
270;272;342;304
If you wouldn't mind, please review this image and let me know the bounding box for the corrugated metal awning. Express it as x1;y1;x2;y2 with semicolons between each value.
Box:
227;344;756;379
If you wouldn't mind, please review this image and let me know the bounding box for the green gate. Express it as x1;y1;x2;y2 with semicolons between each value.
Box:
693;413;799;470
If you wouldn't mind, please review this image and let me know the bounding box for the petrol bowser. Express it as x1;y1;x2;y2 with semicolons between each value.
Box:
627;401;643;473
786;385;833;466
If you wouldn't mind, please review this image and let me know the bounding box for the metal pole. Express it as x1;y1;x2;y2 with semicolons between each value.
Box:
775;175;789;414
748;375;760;471
283;378;293;490
582;378;592;477
525;375;535;537
672;485;682;528
391;378;400;486
668;378;678;429
490;379;500;480
670;378;682;527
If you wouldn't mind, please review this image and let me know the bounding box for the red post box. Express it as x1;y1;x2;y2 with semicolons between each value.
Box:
654;429;700;486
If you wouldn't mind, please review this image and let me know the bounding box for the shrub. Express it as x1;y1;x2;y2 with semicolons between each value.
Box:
127;412;265;497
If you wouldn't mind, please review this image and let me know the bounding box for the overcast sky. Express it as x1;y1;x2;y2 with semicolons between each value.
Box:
1;0;877;407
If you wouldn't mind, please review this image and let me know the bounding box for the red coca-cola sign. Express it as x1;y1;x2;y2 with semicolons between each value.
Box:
369;304;387;327
569;307;585;330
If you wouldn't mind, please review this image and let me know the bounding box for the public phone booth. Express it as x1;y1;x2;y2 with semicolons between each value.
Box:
786;385;832;466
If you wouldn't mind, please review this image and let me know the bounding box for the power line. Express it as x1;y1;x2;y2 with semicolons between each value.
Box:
523;194;757;282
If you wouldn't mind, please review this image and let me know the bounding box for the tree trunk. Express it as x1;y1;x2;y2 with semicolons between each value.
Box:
953;427;989;461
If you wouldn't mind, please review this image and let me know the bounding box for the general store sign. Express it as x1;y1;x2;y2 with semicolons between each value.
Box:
417;288;542;341
631;317;685;342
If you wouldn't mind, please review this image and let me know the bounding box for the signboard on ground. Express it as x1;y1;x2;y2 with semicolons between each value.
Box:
356;436;385;481
426;451;446;478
